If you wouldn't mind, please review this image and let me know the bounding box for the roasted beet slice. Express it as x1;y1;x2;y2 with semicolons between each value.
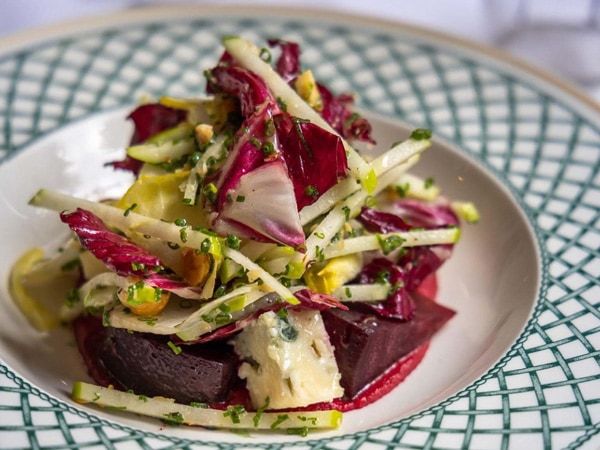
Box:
96;326;238;404
73;315;114;388
322;291;455;399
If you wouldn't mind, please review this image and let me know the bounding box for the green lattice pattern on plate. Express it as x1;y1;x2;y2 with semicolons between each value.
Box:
1;14;599;450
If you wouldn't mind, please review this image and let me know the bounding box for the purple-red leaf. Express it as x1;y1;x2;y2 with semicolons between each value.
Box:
357;206;412;233
267;38;375;144
209;66;278;117
397;246;450;291
318;84;375;144
359;200;456;289
279;118;348;209
128;103;188;145
60;208;164;277
108;103;187;174
212;102;280;208
268;38;301;82
212;159;305;247
208;102;305;247
293;289;348;311
358;258;415;320
385;199;459;229
60;208;203;298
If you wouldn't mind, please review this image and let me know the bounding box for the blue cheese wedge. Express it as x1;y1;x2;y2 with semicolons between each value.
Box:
232;309;344;409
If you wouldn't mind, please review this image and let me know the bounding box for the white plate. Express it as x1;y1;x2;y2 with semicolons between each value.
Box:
0;5;598;449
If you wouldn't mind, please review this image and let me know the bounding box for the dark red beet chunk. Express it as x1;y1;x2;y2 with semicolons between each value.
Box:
75;318;239;405
73;315;114;388
322;291;454;399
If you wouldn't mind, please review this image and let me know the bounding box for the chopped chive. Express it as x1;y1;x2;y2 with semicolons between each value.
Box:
203;183;218;204
124;203;137;216
179;227;188;243
264;118;275;137
342;205;351;221
61;258;81;272
163;411;184;425
137;316;158;326
377;234;405;255
224;405;246;424
287;426;309;437
200;238;212;253
226;234;241;250
167;340;182;355
249;137;262;148
262;141;276;155
253;397;270;427
270;414;289;429
395;183;410;197
259;47;272;63
305;185;319;198
190;401;207;408
213;285;227;298
410;128;432;140
64;288;81;308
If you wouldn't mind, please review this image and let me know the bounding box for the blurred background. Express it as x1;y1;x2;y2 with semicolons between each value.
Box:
1;0;599;103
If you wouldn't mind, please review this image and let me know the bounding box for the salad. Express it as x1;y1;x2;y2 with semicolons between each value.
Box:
9;37;478;435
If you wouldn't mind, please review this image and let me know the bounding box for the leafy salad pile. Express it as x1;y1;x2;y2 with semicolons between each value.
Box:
9;37;478;434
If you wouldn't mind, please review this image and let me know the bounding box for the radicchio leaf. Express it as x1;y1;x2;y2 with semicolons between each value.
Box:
278;117;348;209
60;208;164;277
60;208;203;298
358;258;415;320
355;200;456;318
208;102;304;247
268;38;301;82
109;155;144;174
205;48;350;242
128;103;188;144
360;200;457;271
213;159;305;247
267;38;375;144
385;198;460;229
212;102;280;208
210;65;279;117
190;311;262;344
292;288;348;311
318;84;375;144
397;246;447;291
355;243;451;320
108;103;188;174
357;206;412;233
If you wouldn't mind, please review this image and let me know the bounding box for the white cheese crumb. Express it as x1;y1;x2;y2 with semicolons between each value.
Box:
232;309;344;409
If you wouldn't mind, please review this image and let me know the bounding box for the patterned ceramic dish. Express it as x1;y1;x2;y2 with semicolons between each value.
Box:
0;6;598;450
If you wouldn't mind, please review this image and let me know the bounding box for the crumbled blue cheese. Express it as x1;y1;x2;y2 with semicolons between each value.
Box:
232;309;344;409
